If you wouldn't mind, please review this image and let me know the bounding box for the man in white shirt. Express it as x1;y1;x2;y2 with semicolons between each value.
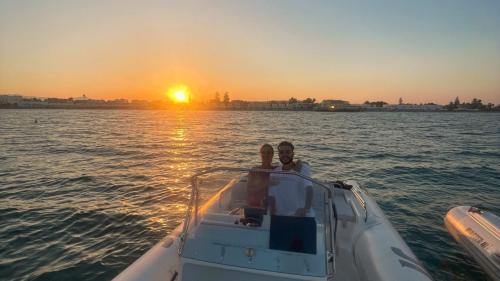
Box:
268;141;314;217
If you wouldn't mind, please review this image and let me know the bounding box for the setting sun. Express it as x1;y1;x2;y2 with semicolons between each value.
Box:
168;85;190;103
174;91;188;103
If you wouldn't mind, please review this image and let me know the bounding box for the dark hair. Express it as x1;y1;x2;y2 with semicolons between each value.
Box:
260;143;274;153
277;141;294;151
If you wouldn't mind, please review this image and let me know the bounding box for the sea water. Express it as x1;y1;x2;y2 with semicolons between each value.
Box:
1;110;499;281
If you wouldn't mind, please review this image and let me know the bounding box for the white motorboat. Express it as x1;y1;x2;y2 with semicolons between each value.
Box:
114;167;433;281
444;206;500;280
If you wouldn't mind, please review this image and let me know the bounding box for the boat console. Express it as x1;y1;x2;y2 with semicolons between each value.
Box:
179;169;335;279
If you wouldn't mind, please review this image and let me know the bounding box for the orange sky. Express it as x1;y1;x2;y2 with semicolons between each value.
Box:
1;1;499;104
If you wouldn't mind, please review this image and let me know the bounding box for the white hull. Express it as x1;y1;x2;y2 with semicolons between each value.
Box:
114;171;432;281
445;206;500;280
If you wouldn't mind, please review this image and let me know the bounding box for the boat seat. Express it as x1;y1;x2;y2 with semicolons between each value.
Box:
269;215;316;254
334;190;356;222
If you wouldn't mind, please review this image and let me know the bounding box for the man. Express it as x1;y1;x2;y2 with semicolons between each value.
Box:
268;141;314;217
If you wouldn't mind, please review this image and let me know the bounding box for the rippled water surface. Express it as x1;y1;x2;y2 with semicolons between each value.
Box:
1;110;499;281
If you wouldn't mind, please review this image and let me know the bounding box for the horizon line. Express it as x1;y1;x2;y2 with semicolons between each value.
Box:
1;93;497;106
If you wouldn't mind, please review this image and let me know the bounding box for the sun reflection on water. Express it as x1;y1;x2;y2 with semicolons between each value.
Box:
172;128;186;142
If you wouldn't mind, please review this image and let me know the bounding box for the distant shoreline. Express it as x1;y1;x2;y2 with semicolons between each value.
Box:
1;106;498;112
2;94;498;112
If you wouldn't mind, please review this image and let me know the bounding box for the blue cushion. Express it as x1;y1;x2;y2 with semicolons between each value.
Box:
269;215;316;254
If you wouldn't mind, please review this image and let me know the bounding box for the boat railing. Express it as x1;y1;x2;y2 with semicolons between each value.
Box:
178;166;336;278
330;180;368;222
351;185;368;222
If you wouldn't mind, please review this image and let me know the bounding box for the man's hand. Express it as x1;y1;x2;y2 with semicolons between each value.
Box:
295;207;309;217
293;159;303;172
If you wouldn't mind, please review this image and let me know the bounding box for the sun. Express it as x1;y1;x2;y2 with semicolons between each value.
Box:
168;85;190;103
174;90;188;103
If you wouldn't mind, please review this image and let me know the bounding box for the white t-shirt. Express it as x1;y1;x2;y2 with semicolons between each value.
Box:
268;164;315;217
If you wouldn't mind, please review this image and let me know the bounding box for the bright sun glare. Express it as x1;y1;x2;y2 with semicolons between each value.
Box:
168;85;190;103
174;91;188;102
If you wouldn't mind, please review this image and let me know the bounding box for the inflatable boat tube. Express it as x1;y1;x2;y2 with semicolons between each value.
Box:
444;206;499;280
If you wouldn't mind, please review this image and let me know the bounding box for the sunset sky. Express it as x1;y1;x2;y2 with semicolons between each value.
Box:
1;0;499;104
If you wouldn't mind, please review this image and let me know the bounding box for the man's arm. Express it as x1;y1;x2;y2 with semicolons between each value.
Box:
304;185;313;210
295;163;313;217
302;163;313;210
267;196;276;215
294;185;313;217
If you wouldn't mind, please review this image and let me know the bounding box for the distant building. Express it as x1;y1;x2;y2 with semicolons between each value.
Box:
0;94;23;105
286;102;313;110
319;100;351;111
229;100;248;109
74;98;106;107
20;98;48;108
45;98;73;108
270;101;288;110
107;99;129;105
358;103;375;110
247;101;272;110
384;104;443;111
74;94;89;101
131;100;150;108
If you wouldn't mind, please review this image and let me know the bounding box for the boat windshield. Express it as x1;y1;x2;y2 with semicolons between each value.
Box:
178;167;335;277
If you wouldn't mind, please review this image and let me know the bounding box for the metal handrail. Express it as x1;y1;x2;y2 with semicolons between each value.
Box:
330;181;369;223
177;166;336;269
190;166;334;193
177;176;198;255
351;185;368;222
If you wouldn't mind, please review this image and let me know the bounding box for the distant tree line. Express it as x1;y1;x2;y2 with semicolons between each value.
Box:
444;97;499;111
288;97;316;104
210;92;231;105
364;100;388;107
210;93;318;106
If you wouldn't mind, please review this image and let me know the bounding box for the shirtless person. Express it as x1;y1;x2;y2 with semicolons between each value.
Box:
247;144;277;207
269;141;314;217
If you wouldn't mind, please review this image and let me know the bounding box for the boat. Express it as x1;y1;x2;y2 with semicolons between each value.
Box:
444;206;500;280
113;167;433;281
